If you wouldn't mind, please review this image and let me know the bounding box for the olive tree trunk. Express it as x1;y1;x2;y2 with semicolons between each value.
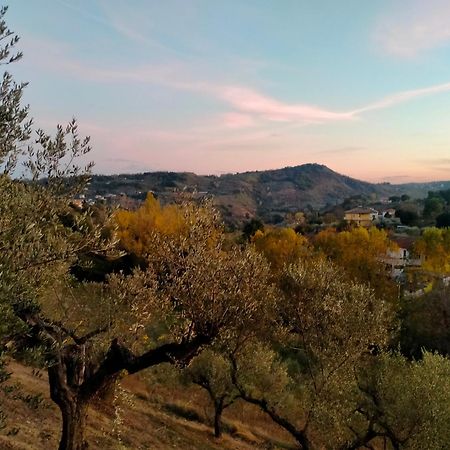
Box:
57;397;89;450
213;399;224;438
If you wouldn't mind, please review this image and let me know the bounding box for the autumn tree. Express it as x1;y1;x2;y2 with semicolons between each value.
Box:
414;227;450;274
252;226;308;272
115;193;187;256
314;227;398;299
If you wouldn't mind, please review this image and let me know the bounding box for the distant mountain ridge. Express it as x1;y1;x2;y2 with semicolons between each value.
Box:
88;164;450;223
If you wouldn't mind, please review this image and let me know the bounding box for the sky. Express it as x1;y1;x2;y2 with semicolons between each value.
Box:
7;0;450;183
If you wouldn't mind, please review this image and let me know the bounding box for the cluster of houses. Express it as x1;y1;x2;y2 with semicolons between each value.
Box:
70;192;138;210
341;205;450;298
343;206;397;227
344;206;425;292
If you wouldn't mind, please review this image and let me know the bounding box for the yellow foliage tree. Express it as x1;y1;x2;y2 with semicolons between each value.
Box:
115;194;187;256
414;227;450;274
314;226;398;298
252;227;308;271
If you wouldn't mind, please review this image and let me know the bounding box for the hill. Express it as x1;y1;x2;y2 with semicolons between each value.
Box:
87;164;450;223
0;361;295;450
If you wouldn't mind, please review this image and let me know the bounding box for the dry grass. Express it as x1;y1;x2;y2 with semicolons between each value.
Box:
0;361;297;450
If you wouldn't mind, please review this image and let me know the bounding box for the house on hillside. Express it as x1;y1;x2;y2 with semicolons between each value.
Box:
344;207;378;227
380;235;422;281
381;208;396;218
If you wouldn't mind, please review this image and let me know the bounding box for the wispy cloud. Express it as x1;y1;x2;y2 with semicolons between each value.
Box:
375;0;450;57
215;86;355;123
24;37;450;127
352;81;450;113
22;38;357;125
55;0;173;54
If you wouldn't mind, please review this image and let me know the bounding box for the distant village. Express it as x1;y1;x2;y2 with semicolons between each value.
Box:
71;186;450;299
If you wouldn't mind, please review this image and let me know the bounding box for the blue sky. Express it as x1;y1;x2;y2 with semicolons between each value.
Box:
7;0;450;182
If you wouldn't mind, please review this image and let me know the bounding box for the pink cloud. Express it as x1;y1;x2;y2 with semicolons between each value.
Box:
222;112;257;128
217;86;355;122
24;36;450;127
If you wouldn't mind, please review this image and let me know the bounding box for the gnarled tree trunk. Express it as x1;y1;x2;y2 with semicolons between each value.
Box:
48;345;93;450
44;334;211;450
57;397;89;450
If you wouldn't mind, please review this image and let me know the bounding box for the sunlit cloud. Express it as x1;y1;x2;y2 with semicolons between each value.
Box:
375;0;450;57
215;86;355;123
20;38;357;125
352;81;450;114
20;35;450;132
221;112;257;129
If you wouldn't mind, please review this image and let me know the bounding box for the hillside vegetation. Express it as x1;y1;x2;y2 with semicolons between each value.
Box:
88;165;450;223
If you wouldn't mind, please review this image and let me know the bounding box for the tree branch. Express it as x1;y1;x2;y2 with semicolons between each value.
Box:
82;333;212;398
229;353;310;450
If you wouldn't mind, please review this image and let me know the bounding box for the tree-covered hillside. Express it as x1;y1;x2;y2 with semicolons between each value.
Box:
87;165;450;223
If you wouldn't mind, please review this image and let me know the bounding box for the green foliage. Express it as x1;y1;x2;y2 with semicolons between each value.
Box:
187;349;237;404
241;217;264;241
227;257;395;449
282;257;392;369
395;208;419;226
399;283;450;358
436;212;450;228
0;6;31;175
234;341;293;411
427;188;450;204
423;197;445;219
354;352;450;449
185;349;240;436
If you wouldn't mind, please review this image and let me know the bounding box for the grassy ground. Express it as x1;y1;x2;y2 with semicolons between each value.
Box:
0;361;297;449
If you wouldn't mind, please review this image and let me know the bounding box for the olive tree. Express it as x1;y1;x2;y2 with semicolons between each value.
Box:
185;349;240;438
5;194;275;450
0;7;276;449
345;351;450;450
229;257;393;449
